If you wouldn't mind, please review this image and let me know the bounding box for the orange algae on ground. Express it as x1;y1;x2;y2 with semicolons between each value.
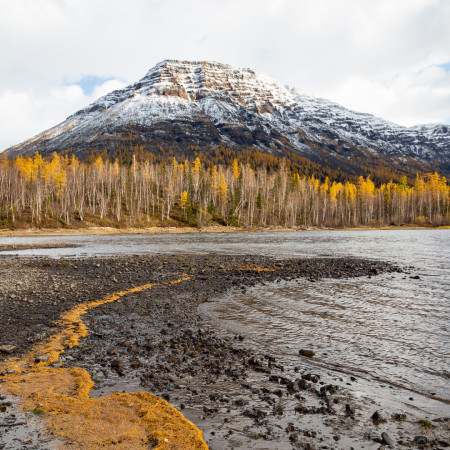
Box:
223;265;275;272
0;276;208;449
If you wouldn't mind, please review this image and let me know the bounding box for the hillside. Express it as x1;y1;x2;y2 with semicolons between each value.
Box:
4;60;449;177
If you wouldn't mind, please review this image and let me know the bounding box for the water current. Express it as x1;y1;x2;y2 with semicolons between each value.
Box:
1;229;448;403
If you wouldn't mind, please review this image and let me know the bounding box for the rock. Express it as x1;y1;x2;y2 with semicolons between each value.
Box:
243;408;266;421
106;346;118;356
345;403;355;416
299;349;315;357
233;398;247;407
294;405;308;414
370;435;384;444
0;345;16;354
371;410;385;422
289;433;298;442
247;355;260;365
34;355;49;363
273;405;283;416
414;436;428;445
381;432;394;446
111;359;124;370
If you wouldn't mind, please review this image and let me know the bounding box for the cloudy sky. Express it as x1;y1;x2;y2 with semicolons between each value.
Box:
0;0;449;150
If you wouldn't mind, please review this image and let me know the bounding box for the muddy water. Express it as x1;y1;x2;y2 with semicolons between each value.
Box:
1;229;449;404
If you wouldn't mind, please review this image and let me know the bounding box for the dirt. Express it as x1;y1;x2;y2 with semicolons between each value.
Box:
0;254;448;449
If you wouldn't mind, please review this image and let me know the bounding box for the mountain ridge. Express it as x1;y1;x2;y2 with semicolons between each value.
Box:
4;59;449;176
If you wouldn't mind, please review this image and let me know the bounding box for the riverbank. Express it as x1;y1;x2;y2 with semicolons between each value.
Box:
0;224;448;237
1;254;449;449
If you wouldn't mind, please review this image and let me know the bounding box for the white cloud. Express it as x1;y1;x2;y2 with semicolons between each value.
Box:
91;80;126;99
0;0;449;149
327;65;450;126
0;80;125;149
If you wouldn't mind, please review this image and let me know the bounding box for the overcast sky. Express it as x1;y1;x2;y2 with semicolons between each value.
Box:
1;0;449;150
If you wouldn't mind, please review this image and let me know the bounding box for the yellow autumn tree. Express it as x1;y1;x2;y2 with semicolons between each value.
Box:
232;158;240;180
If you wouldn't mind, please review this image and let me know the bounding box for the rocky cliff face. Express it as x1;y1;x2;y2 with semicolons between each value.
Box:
4;60;449;174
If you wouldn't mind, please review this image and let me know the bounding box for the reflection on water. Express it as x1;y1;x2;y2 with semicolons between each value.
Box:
1;229;449;400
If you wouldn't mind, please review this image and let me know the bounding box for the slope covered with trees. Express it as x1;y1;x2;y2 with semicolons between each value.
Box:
0;151;448;230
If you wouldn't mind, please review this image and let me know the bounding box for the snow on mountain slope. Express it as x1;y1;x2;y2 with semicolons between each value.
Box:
4;60;449;174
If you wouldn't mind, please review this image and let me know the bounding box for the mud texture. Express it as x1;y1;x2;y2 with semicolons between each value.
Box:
0;243;77;253
1;254;449;449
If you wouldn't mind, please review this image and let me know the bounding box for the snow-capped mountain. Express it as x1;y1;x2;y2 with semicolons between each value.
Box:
4;60;449;175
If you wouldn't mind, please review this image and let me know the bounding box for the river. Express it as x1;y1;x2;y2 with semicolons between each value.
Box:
1;229;448;405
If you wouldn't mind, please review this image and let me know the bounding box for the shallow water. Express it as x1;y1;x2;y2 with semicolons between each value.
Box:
1;229;449;403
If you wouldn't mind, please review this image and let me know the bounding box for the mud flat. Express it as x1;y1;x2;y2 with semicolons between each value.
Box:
0;254;448;449
0;243;78;252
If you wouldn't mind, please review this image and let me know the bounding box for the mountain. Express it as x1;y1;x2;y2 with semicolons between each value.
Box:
4;60;449;176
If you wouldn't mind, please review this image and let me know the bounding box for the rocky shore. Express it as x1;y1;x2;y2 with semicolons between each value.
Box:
1;254;448;449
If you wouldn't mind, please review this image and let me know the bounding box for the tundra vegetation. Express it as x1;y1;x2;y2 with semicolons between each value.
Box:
0;151;448;229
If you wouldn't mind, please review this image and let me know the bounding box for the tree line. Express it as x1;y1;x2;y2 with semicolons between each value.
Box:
0;152;448;229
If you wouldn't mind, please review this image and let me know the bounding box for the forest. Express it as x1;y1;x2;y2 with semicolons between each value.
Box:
0;151;448;229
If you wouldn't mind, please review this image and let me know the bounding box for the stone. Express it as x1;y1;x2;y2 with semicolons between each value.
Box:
299;349;315;357
0;345;16;354
297;379;310;390
414;436;427;445
111;359;124;370
345;403;355;416
34;355;49;363
381;432;394;446
371;410;385;422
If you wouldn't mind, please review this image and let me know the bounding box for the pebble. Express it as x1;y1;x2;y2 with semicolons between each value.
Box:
381;432;394;446
372;410;385;422
414;435;428;445
0;345;17;354
299;349;315;357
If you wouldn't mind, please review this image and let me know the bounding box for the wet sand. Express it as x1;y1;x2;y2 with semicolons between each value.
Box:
0;254;448;449
0;243;78;252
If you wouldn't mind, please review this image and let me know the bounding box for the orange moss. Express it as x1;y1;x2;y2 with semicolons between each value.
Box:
232;265;275;272
0;277;208;450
